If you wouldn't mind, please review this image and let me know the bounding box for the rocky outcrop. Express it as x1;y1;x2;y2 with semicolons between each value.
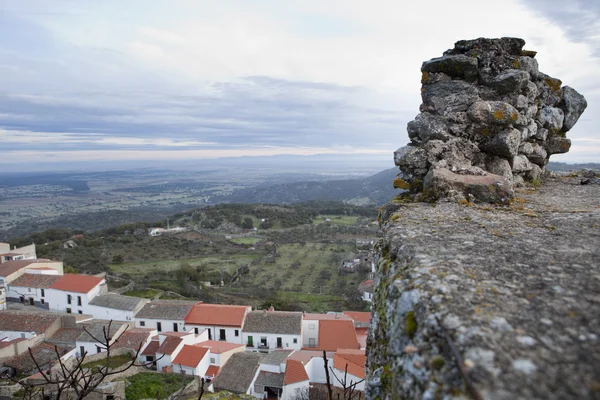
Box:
366;176;600;399
395;38;587;203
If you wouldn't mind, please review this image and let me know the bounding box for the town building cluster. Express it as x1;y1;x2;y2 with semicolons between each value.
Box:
0;242;370;398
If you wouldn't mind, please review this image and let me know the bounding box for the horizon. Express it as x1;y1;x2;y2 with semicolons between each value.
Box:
1;0;599;170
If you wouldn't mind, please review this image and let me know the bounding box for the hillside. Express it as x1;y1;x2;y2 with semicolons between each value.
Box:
215;167;398;205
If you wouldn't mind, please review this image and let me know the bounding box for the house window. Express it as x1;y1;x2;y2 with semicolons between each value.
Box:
194;328;199;334
77;296;82;306
28;288;31;292
309;338;316;348
41;299;45;305
78;310;83;314
219;329;226;341
260;337;267;347
157;322;162;332
67;295;72;305
247;336;253;347
309;324;315;330
235;329;239;337
293;338;297;344
276;337;282;348
21;333;26;339
210;357;215;364
140;321;145;327
173;323;178;332
66;308;72;314
80;346;85;357
96;346;102;353
41;289;45;297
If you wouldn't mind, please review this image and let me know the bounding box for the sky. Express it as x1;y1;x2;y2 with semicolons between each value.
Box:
0;0;599;171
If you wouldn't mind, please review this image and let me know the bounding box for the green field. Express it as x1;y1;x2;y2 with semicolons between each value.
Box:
123;289;161;299
124;372;192;400
313;215;360;226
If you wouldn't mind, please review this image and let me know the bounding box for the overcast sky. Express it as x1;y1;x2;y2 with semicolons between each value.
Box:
1;0;599;170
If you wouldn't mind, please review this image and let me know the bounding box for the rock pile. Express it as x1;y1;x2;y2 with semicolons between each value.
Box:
394;37;587;203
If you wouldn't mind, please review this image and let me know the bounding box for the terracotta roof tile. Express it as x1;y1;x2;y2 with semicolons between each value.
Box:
333;349;366;379
112;328;154;351
0;259;55;278
141;340;160;355
49;274;104;293
196;340;245;354
205;365;220;378
172;345;209;367
342;311;371;324
156;336;182;355
314;320;360;352
284;359;309;384
184;303;250;327
10;273;62;288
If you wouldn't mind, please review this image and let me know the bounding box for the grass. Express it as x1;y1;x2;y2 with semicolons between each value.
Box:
82;354;132;370
123;288;161;298
125;372;192;400
229;236;262;245
313;215;359;226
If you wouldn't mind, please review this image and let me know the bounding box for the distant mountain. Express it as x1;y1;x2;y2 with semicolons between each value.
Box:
547;161;600;172
215;167;399;206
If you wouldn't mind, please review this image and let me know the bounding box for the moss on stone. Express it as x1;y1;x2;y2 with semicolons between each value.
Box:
493;109;505;121
421;71;430;84
430;355;445;370
406;311;418;338
544;77;562;93
393;177;411;190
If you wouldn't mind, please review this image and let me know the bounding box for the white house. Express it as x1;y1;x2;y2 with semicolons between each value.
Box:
242;310;302;352
301;313;352;349
134;300;198;333
183;303;251;343
154;330;209;373
6;273;62;309
0;310;62;341
281;359;310;400
87;294;148;322
75;321;128;357
0;259;63;285
46;274;106;315
358;279;374;302
332;349;366;391
194;340;245;368
171;344;211;376
0;243;37;263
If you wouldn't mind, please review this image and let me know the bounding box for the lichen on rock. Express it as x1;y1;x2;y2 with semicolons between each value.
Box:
394;37;587;204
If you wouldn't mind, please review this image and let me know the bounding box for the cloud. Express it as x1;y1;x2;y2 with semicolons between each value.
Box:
0;0;599;166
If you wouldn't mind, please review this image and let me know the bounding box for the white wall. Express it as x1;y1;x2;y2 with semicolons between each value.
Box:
46;289;94;315
301;320;319;348
173;352;210;377
87;305;135;322
135;318;186;333
306;356;330;384
7;285;44;304
184;324;242;343
282;380;309;400
242;332;301;352
0;331;38;341
332;370;365;391
362;292;373;302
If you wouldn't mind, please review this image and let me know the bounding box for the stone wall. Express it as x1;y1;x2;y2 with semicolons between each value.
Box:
394;38;587;203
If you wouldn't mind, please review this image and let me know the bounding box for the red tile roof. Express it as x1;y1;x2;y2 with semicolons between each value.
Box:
112;328;154;351
284;359;309;384
184;303;250;327
342;311;371;324
358;280;374;291
141;340;160;356
0;311;61;334
156;336;182;355
333;349;366;379
0;259;54;278
10;273;62;288
289;350;325;364
205;365;220;378
196;340;245;354
172;344;209;367
314;320;360;352
50;274;104;293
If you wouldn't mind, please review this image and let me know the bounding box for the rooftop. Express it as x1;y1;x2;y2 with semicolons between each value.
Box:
156;336;182;355
9;273;62;288
314;320;360;352
213;352;265;393
334;349;366;379
172;345;209;367
89;293;147;311
284;359;310;384
111;328;155;351
141;339;159;356
342;311;371;324
260;349;294;365
0;310;61;333
302;313;352;321
205;365;220;378
255;371;284;388
0;259;55;278
184;303;250;327
196;340;245;354
242;310;302;335
135;300;198;320
4;342;72;372
49;274;104;293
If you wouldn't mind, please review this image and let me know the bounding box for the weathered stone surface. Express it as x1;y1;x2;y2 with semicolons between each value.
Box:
394;145;429;178
486;155;513;182
488;69;530;93
561;86;588;131
407;112;451;143
424;168;512;204
480;128;521;158
545;136;571;155
368;177;600;400
397;37;586;199
422;54;479;82
537;106;565;132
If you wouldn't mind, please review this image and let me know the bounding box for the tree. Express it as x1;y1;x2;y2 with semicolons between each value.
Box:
3;321;206;400
323;351;364;400
241;217;254;229
112;254;124;264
